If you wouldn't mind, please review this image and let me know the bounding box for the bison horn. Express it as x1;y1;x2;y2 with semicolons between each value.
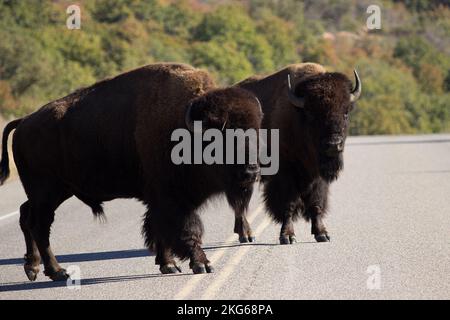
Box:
254;97;263;114
350;69;362;103
185;102;201;133
287;74;305;108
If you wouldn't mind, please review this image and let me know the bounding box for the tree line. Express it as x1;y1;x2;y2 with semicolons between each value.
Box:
0;0;449;135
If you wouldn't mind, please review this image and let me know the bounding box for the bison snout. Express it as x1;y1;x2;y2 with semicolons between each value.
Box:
241;164;260;182
323;135;344;155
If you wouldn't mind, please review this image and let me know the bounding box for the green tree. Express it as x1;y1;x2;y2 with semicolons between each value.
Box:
193;5;274;73
350;59;426;135
91;0;133;23
190;41;254;85
256;10;299;68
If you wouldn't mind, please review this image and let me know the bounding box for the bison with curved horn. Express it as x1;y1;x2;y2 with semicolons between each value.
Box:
0;63;263;281
234;63;361;244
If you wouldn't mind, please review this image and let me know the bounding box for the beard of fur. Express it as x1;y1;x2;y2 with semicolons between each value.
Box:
318;152;343;183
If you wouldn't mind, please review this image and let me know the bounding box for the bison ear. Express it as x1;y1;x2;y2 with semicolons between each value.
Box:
185;102;202;133
350;69;362;103
287;74;305;108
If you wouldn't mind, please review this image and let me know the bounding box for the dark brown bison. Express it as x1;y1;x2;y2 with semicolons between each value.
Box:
234;63;361;244
0;63;262;281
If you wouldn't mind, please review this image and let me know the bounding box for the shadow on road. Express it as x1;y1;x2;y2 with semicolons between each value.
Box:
0;241;308;292
0;272;189;292
0;249;153;266
0;242;281;267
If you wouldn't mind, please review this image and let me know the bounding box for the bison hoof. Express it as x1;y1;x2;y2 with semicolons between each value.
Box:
192;263;214;274
279;236;289;244
205;264;215;273
192;264;206;274
239;235;256;243
24;265;39;282
279;235;296;245
239;236;255;243
160;264;182;274
315;234;330;242
45;268;70;281
239;236;249;243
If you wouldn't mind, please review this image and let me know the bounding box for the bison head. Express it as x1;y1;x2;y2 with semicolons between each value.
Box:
184;87;263;186
287;70;361;181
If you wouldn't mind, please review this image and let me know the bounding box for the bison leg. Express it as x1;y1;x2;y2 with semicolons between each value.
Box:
188;247;214;274
263;173;303;245
143;208;182;274
26;187;72;282
29;204;70;281
309;207;330;242
142;205;209;275
280;216;297;244
311;217;330;242
227;186;255;243
143;200;214;275
155;243;181;274
233;216;254;243
304;180;330;242
174;211;213;274
19;201;41;281
183;213;214;274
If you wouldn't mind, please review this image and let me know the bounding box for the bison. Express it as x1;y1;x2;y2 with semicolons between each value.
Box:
233;63;361;244
0;63;263;281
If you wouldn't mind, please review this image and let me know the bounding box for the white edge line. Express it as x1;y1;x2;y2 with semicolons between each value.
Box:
0;210;19;221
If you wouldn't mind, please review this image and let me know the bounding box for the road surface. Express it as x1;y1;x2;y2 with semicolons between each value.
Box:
0;135;449;299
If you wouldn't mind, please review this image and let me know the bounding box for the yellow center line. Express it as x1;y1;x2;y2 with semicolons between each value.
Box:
174;204;264;300
200;216;271;300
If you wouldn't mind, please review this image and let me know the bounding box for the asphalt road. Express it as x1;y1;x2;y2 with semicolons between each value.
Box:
0;135;449;300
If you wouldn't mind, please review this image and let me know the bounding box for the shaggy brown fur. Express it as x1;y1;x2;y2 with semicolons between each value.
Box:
236;63;358;244
0;63;262;280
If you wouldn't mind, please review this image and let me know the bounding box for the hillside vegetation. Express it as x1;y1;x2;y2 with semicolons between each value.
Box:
0;0;449;135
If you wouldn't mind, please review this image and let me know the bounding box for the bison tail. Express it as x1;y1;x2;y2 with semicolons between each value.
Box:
90;202;106;222
0;118;22;185
75;194;106;222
